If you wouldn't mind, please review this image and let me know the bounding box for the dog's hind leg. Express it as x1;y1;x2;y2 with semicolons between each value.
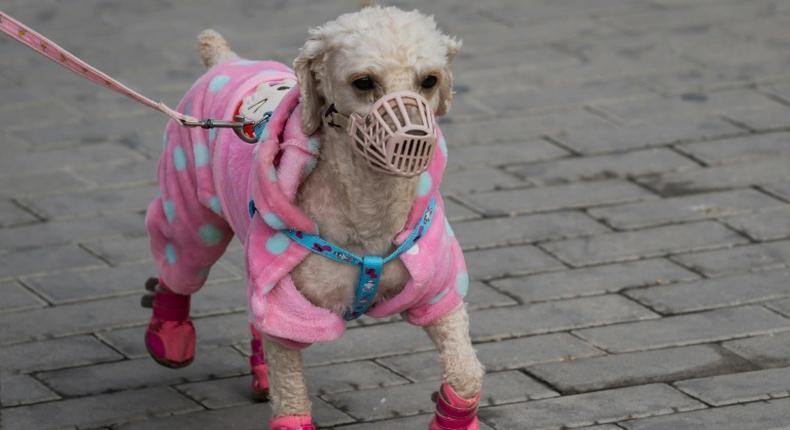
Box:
424;305;484;430
263;337;314;428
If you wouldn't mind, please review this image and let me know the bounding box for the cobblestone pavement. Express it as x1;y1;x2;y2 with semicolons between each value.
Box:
2;0;790;429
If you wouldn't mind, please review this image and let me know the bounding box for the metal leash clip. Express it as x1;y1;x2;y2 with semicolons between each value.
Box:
180;116;260;144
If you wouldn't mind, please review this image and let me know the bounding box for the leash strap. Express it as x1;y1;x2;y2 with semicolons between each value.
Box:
0;10;252;132
252;198;437;320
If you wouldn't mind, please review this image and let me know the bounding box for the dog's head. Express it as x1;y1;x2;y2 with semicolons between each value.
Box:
294;6;461;136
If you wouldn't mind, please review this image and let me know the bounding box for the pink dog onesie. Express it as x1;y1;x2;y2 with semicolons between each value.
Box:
144;59;471;429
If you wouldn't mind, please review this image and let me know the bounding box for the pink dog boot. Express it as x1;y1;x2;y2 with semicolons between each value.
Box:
141;277;196;368
250;324;270;401
429;383;480;430
270;415;315;430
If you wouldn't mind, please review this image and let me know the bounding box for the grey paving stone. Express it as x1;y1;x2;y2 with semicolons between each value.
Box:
672;240;790;278
459;179;654;217
723;331;790;368
0;373;60;407
588;189;784;230
0;387;201;430
528;345;753;394
82;235;152;265
455;211;609;251
574;306;790;353
444;198;481;222
0;199;38;227
493;259;698;303
446;139;568;171
725;104;790;132
676;366;790;406
621;397;790;430
72;158;158;189
543;221;748;267
441;167;525;195
763;181;790;202
324;371;557;421
552;115;743;155
466;281;518;309
22;260;237;304
99;311;250;359
471;295;658;341
0;279;46;312
677;132;790;165
304;322;436;366
0;170;88;198
0;244;104;280
724;206;790;241
379;333;604;382
626;269;790;314
0;294;147;345
480;383;704;430
507;148;698;184
767;298;790;318
304;361;410;395
0;335;123;373
19;184;158;220
639;158;790;196
464;245;565;281
0;143;144;179
37;346;248;396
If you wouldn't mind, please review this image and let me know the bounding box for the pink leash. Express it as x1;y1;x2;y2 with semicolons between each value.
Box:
0;10;253;134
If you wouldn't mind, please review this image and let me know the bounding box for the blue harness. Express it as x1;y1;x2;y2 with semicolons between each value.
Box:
250;198;436;321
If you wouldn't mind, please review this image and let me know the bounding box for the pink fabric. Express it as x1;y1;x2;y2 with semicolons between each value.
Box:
146;59;467;346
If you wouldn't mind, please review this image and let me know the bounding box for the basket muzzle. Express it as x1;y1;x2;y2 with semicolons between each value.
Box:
345;91;437;177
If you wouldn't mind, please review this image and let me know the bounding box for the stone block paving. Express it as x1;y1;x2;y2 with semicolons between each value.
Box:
2;0;790;428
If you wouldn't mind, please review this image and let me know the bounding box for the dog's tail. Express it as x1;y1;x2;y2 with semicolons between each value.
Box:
197;29;238;68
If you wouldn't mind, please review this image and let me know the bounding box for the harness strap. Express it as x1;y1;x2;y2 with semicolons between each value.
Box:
252;198;437;320
0;11;253;134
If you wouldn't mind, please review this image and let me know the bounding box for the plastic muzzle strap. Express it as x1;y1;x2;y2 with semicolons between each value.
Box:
331;91;438;177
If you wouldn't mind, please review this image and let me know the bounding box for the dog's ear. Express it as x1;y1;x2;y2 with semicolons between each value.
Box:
437;36;462;117
294;35;329;135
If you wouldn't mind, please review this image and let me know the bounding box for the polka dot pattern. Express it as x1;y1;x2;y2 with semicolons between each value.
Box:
430;288;450;305
173;146;187;171
267;166;278;182
263;212;286;230
209;196;222;215
165;243;177;265
455;272;470;297
439;135;448;158
194;142;209;167
208;128;217;142
198;224;224;246
163;199;176;223
233;59;258;66
416;172;432;197
406;243;420;255
162;132;169;149
208;75;231;92
266;232;290;255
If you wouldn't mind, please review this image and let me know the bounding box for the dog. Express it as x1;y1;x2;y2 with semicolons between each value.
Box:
142;6;483;429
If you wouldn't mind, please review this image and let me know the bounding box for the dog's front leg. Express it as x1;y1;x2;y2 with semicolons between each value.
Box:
263;337;314;428
424;305;484;430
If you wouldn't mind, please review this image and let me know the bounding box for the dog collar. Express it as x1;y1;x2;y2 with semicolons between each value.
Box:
250;197;436;320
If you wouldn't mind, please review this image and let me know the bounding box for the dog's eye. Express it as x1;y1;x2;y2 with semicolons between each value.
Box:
421;75;438;89
352;76;375;91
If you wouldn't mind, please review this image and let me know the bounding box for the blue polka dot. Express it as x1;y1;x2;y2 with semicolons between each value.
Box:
209;196;222;215
266;232;290;255
263;212;286;230
162;132;169;149
416;172;432;196
430;288;450;305
208;75;231;92
307;138;321;153
303;157;318;176
173;146;187;171
182;101;193;115
198;224;224;246
455;272;469;297
208;128;217;142
163;199;176;223
267;166;278;182
444;217;455;237
439;136;448;158
165;244;177;265
194;142;209;166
